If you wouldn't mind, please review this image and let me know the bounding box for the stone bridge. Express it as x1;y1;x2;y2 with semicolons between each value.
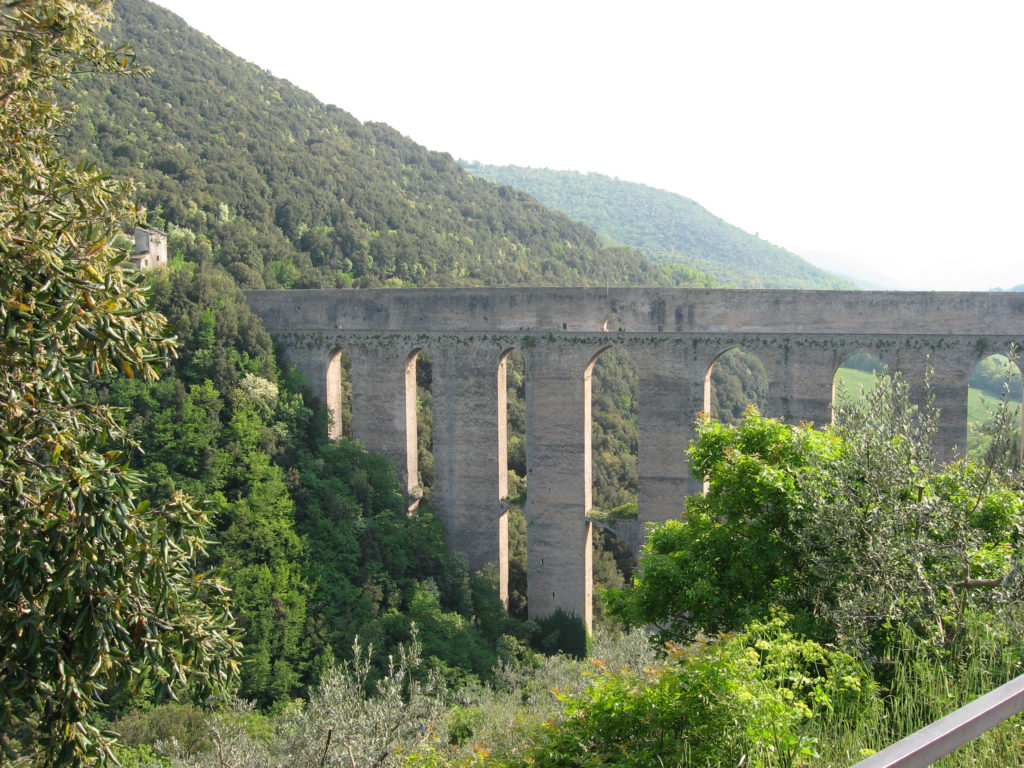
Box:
245;287;1024;630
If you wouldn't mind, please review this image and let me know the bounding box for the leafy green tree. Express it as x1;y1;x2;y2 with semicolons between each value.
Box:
0;1;239;764
798;373;1023;649
96;258;313;710
606;410;834;641
607;373;1024;651
101;259;519;704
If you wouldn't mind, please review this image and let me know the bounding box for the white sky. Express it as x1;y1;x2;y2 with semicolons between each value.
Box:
151;0;1024;290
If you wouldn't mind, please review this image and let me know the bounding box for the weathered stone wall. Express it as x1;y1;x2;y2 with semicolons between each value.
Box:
245;288;1024;630
246;287;1024;335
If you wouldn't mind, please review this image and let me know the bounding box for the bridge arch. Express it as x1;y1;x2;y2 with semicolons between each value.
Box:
587;345;639;517
498;347;527;499
967;353;1023;463
584;344;614;514
498;347;528;609
404;347;424;500
832;351;887;420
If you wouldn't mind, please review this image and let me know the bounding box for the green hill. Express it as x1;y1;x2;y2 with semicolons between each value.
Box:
62;0;714;291
460;164;853;289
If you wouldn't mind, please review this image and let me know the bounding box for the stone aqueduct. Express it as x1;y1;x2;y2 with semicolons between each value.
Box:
245;287;1024;629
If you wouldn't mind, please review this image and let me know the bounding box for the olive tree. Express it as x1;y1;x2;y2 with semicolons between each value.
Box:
0;2;239;764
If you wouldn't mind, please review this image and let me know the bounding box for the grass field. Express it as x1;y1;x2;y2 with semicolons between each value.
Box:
966;387;1020;426
833;366;879;408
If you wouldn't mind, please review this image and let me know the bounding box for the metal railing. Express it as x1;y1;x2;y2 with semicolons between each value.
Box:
850;672;1024;768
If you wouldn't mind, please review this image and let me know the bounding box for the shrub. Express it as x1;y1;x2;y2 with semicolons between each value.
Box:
528;615;875;768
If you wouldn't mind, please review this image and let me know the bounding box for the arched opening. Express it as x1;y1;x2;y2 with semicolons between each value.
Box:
326;346;352;440
967;354;1022;464
501;349;527;499
499;348;527;614
405;348;433;504
833;351;887;420
587;346;639;518
416;351;433;497
703;347;769;424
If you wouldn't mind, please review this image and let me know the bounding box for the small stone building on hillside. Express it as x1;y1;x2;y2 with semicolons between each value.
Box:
130;227;167;269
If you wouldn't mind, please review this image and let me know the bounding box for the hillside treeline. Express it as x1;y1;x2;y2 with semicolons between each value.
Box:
460;163;853;289
63;0;712;292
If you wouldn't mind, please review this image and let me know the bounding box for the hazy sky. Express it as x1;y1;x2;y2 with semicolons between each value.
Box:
152;0;1024;290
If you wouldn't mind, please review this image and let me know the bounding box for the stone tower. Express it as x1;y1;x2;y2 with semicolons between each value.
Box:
131;227;167;269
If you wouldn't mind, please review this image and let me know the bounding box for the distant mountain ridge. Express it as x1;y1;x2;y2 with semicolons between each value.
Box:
460;164;854;290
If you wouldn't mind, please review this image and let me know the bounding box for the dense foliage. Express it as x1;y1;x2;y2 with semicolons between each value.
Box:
116;609;1024;767
521;616;870;768
607;371;1024;654
95;259;527;707
461;164;854;289
0;2;239;764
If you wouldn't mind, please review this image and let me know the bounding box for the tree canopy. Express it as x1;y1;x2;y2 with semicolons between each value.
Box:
0;2;239;764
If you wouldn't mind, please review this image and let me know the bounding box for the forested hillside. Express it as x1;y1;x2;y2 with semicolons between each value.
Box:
62;0;714;291
461;163;853;289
